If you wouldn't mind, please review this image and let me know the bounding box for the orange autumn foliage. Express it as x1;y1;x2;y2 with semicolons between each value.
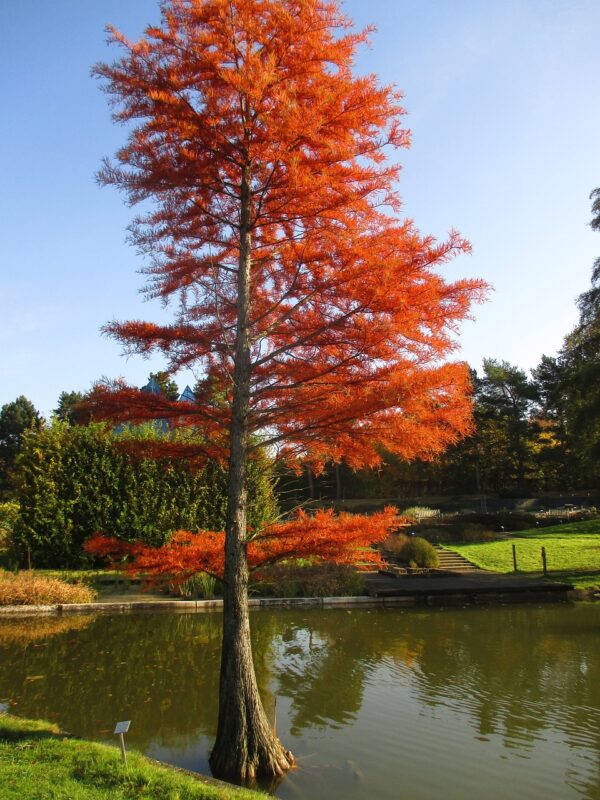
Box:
85;0;487;778
85;0;486;472
85;506;401;585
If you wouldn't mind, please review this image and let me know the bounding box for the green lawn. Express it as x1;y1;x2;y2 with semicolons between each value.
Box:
443;519;600;590
33;570;120;585
0;714;264;800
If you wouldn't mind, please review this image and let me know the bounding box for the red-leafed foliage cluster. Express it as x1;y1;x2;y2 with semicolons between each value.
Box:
83;0;486;473
85;506;401;585
88;0;486;780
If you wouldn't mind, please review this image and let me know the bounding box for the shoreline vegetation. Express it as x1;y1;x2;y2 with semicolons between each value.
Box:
0;518;598;608
0;713;265;800
0;571;97;606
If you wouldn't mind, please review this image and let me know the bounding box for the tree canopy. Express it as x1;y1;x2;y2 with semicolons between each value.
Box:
54;391;85;425
87;0;485;470
0;396;43;494
86;0;484;782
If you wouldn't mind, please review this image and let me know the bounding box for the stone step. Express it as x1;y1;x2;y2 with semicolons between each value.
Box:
433;545;480;572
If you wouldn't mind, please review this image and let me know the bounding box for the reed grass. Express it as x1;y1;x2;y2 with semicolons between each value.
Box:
0;570;97;605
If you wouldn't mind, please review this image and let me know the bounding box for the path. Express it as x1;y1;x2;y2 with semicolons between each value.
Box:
433;544;482;573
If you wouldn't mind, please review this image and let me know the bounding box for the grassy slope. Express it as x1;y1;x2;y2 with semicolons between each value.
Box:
443;519;600;589
0;714;264;800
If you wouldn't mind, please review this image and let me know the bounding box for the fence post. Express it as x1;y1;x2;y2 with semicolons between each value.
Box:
512;544;518;573
541;546;547;576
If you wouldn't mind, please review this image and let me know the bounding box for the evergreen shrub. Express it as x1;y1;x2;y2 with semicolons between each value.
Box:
12;422;277;568
382;534;439;568
0;501;19;565
400;536;439;568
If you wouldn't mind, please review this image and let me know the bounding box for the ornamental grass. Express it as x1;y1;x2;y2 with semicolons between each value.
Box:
0;570;96;605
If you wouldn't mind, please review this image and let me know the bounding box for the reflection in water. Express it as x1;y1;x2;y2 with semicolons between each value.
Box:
0;604;598;800
0;614;94;647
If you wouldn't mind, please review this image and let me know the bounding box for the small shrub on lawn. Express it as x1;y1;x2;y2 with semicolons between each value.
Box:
385;536;438;568
382;534;439;567
401;537;439;568
0;570;96;605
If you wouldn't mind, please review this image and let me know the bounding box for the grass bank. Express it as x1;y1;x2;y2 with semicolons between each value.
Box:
442;519;600;590
0;714;264;800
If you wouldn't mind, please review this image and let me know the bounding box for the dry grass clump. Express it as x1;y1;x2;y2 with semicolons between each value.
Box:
382;533;410;556
0;571;96;606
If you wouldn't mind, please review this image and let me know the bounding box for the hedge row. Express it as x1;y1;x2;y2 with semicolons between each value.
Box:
11;421;277;568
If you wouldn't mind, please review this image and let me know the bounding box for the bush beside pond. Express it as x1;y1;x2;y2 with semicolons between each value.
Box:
0;570;97;605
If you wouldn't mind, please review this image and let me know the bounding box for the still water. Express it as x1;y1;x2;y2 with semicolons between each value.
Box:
0;604;598;800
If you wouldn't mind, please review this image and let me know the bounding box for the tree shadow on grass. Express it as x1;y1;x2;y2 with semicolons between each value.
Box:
545;568;600;588
0;713;70;744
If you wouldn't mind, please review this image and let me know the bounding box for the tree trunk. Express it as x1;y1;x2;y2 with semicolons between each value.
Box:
334;462;342;502
209;163;294;783
306;465;315;500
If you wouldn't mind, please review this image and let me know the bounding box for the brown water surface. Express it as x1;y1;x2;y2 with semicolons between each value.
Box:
0;604;598;799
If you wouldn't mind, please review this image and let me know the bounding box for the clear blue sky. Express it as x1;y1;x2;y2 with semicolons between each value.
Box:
2;0;599;417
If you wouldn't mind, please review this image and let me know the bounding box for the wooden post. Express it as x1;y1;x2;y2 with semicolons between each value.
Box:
118;732;127;769
512;544;518;573
114;721;130;770
541;546;547;576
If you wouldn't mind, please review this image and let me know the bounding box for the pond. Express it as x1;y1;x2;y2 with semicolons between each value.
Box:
0;603;598;799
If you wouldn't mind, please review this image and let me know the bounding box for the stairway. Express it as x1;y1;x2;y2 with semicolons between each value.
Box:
434;545;481;573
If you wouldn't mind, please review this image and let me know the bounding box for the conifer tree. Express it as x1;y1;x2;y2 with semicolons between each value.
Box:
87;0;484;780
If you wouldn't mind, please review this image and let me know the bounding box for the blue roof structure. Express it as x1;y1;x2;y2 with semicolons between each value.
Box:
179;385;196;403
115;378;195;436
141;377;162;395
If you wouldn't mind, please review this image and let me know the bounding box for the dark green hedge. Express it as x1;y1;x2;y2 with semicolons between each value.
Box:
12;422;277;568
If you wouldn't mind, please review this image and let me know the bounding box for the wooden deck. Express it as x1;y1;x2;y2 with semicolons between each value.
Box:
364;569;573;603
